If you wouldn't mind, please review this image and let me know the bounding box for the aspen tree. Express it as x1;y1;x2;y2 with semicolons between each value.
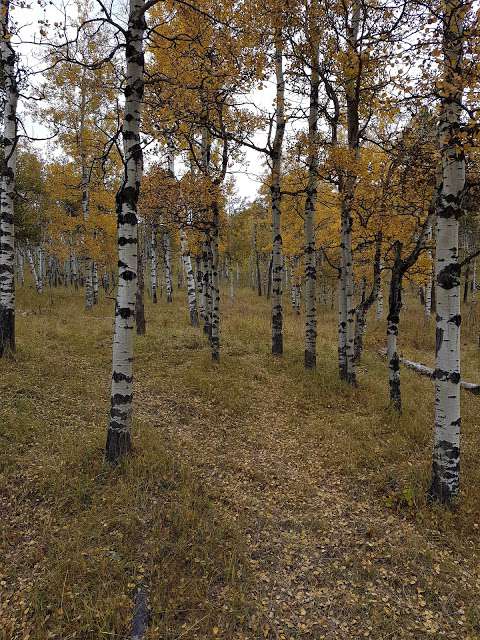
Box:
429;0;469;503
303;11;320;369
0;0;18;357
271;25;286;355
106;0;147;463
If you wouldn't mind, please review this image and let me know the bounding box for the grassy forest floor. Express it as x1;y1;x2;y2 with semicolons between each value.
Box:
1;283;480;640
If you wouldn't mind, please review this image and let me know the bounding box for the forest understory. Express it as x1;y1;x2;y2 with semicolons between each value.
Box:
1;285;480;640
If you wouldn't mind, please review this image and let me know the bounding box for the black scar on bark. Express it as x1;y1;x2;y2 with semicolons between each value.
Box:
119;269;136;280
118;306;133;319
449;314;461;327
437;263;460;290
112;371;134;384
112;393;133;405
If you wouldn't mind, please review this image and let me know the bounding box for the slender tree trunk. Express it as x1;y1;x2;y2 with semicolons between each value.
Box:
354;235;382;363
26;248;42;293
338;265;347;378
472;259;477;302
106;0;146;463
136;223;146;336
387;243;403;413
196;254;205;319
266;254;273;300
92;261;99;304
16;249;24;286
210;207;220;361
304;42;320;369
162;231;173;303
376;264;384;320
71;252;78;289
150;224;158;303
425;221;433;318
463;263;470;304
271;28;285;355
202;234;212;338
338;0;361;385
78;70;95;312
230;267;235;300
0;0;17;357
180;227;198;326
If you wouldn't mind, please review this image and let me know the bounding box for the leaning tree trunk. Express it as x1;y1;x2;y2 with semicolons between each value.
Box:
387;243;403;413
180;226;198;326
0;0;18;357
353;235;382;363
429;0;465;504
304;42;320;369
271;28;285;355
106;0;146;463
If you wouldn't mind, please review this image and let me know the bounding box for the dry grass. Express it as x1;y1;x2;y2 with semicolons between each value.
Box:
1;281;480;639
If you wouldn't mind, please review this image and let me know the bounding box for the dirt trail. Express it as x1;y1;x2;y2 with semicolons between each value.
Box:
139;371;474;640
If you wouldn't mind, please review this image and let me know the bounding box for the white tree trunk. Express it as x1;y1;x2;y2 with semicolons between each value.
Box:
17;250;24;286
429;0;465;503
106;0;146;463
230;267;235;300
271;29;285;355
304;41;319;369
180;227;198;326
150;224;158;303
92;261;99;303
0;10;18;356
163;231;173;303
210;209;220;361
196;255;205;319
26;248;42;293
425;220;433;318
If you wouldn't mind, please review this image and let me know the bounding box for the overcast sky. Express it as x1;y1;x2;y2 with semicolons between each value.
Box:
11;1;298;205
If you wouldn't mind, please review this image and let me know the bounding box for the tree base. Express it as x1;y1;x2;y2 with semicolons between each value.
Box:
304;350;316;369
272;334;283;355
190;309;199;327
0;308;15;357
427;465;459;506
345;372;357;387
105;428;132;464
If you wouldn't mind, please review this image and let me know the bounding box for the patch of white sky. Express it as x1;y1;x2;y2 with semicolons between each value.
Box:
9;0;312;206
